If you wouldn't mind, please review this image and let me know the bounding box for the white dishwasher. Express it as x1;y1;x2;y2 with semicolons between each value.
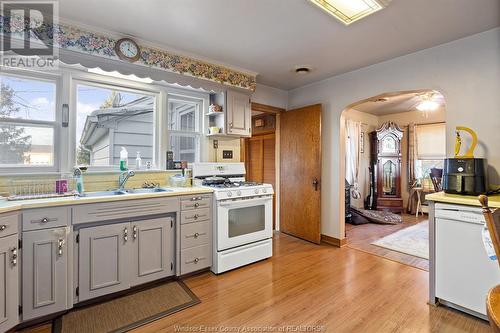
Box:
435;202;500;318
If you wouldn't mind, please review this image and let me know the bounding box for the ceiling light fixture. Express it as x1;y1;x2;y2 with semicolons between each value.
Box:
416;93;440;112
309;0;388;25
294;66;312;74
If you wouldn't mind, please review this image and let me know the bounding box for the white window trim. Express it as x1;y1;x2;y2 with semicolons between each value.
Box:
166;92;206;164
1;66;210;175
0;70;62;174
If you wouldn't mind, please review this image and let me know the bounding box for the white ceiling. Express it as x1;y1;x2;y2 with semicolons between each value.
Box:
58;0;500;90
352;90;445;115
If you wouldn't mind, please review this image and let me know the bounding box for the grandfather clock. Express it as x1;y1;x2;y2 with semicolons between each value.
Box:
374;121;404;213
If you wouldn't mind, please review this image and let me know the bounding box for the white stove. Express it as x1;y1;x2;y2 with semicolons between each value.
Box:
192;163;274;274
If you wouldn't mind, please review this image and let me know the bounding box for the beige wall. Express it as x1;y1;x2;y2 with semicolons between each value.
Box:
288;28;500;239
207;137;241;163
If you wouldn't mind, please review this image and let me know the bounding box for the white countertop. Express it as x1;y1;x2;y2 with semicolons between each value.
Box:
0;187;213;214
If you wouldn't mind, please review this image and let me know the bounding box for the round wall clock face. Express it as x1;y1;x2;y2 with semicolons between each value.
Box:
115;38;140;62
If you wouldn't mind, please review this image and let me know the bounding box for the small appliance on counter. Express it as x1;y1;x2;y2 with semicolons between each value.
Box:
442;127;488;195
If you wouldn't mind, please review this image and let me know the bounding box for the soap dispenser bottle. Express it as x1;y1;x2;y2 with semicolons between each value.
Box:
120;147;128;171
135;151;142;170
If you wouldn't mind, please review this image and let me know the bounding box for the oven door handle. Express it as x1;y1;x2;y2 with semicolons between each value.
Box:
218;196;272;207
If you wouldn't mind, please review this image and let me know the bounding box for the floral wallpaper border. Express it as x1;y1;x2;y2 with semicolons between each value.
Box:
0;15;257;91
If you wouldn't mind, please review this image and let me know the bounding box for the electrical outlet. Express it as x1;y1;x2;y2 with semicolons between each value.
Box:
222;150;233;159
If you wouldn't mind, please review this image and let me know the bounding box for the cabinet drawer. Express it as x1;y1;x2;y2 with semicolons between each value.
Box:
0;212;20;238
181;221;210;249
72;197;179;225
180;208;210;224
22;207;69;231
180;196;211;210
180;244;211;275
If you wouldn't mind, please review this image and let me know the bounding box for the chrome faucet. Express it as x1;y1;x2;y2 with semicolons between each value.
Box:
118;170;135;190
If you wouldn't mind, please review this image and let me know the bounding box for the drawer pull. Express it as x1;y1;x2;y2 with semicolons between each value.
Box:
0;225;6;231
193;214;199;220
186;232;206;239
194;202;200;208
11;248;17;266
190;196;203;201
31;217;54;224
186;256;205;264
41;217;49;223
58;238;64;256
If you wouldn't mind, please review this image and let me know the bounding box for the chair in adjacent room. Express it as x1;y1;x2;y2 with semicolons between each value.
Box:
479;195;500;333
429;168;443;192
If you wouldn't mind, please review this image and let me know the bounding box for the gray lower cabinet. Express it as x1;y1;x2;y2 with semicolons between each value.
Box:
22;227;68;321
78;223;129;302
131;217;174;286
78;218;174;302
0;234;19;333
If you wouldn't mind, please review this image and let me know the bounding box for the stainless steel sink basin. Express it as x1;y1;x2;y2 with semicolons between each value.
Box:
81;190;128;197
126;188;172;194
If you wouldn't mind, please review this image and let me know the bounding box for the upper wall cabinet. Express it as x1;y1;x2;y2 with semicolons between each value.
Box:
226;90;251;137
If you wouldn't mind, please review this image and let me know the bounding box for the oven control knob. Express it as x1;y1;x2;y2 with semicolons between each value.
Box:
254;189;259;194
262;188;267;193
236;190;242;196
226;191;232;197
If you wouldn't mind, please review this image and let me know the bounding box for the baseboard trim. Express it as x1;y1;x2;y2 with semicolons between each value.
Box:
321;234;347;247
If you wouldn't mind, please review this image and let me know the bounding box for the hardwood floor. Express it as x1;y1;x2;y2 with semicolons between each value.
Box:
346;213;429;271
18;232;489;333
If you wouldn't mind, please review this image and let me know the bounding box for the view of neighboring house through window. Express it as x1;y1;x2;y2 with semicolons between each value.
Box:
168;96;202;163
0;74;56;168
76;83;155;167
415;122;446;191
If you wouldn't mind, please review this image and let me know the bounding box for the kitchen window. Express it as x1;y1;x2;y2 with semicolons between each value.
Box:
167;95;202;163
0;73;58;171
75;82;157;168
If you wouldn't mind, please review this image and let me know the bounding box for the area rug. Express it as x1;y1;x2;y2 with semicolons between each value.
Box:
371;221;429;259
53;280;199;333
351;207;403;225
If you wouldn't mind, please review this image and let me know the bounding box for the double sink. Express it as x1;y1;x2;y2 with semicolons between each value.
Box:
81;188;172;198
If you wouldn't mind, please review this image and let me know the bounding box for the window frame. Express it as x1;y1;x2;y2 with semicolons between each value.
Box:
70;74;162;172
165;89;208;165
0;70;62;174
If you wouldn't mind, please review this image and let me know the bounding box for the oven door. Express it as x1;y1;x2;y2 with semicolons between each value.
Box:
217;196;273;251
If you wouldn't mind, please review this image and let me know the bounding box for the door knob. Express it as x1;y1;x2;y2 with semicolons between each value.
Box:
312;178;319;191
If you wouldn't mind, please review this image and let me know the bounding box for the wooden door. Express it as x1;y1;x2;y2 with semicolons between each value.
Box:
0;234;18;332
130;217;174;286
22;228;68;320
280;104;321;244
227;90;251;136
79;223;129;301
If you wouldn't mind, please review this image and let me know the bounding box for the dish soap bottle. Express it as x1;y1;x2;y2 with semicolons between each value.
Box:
120;147;128;171
135;151;142;170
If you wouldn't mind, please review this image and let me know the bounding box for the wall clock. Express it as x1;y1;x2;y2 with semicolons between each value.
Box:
114;38;141;62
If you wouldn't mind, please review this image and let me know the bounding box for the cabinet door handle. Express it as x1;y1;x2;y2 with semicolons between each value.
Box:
194;202;200;208
133;226;137;240
312;178;319;191
193;214;199;220
124;227;128;242
11;247;17;266
57;238;64;256
229;122;233;128
0;224;6;231
186;232;206;239
191;196;202;201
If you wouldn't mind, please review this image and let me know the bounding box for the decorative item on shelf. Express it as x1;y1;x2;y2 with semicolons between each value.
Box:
173;161;183;169
55;179;68;194
209;126;220;134
454;126;478;158
209;104;223;113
